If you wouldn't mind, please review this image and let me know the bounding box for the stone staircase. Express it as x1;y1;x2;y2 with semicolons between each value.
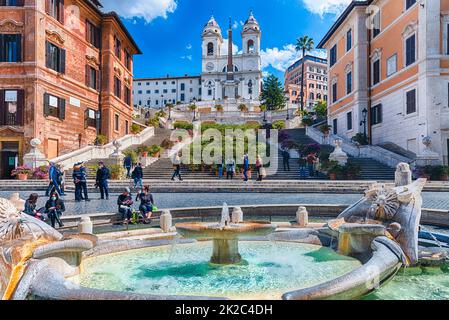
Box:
347;157;396;181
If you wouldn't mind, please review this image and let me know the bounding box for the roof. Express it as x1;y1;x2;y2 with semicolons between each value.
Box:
286;55;328;73
134;75;201;82
317;0;372;49
103;12;142;54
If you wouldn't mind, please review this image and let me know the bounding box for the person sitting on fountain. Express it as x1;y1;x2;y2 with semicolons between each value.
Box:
117;188;133;223
44;192;65;228
24;193;46;221
136;186;156;224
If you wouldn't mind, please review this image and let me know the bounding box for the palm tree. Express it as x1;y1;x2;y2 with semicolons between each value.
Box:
295;36;314;111
188;104;198;121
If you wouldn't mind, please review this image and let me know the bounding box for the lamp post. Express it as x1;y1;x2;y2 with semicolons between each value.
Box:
360;108;368;144
285;91;290;120
192;98;197;121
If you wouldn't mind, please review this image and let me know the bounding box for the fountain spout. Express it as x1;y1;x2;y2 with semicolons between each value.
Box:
220;203;231;228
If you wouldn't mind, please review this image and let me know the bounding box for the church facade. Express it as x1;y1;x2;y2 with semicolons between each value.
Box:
133;13;263;111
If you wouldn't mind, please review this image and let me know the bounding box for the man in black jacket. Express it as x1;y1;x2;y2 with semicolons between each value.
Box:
96;162;110;200
131;163;144;190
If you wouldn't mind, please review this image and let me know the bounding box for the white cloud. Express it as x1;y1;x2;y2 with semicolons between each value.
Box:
181;55;192;61
232;20;244;29
221;39;240;55
301;0;353;17
186;44;192;50
102;0;177;23
261;44;327;72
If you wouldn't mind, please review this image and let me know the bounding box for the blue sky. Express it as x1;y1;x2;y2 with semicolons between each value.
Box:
102;0;352;80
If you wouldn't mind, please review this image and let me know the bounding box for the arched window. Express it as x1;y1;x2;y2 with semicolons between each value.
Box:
247;40;255;53
207;42;214;56
248;80;253;95
309;92;315;100
222;65;239;72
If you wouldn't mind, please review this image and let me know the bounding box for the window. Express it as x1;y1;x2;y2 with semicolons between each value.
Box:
125;50;131;70
405;34;416;66
124;86;131;106
172;89;176;93
180;83;185;91
0;34;22;62
247;40;255;53
346;71;352;94
346;29;352;52
163;89;168;94
84;108;97;128
114;36;122;59
86;20;100;49
371;104;383;125
309;93;314;100
180;93;185;102
333;119;338;135
46;0;64;23
43;93;65;120
406;89;417;114
138;90;142;94
85;65;99;90
332;83;338;103
114;114;119;131
372;59;380;85
155;100;159;105
330;45;337;67
155;90;159;94
125;120;129;135
347;112;353;131
114;77;122;99
163;81;167;85
386;54;397;77
406;0;416;10
372;11;381;38
45;41;65;73
1;0;25;6
207;42;214;56
0;89;24;125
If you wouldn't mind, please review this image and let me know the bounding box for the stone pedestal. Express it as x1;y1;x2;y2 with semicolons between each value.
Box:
9;193;25;212
110;140;124;166
395;163;412;187
231;207;243;224
160;210;173;233
23;138;48;169
211;239;242;265
78;216;93;235
329;139;348;165
415;136;440;166
296;207;309;228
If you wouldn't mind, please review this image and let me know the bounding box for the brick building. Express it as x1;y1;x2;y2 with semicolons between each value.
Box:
0;0;141;178
318;0;449;164
284;55;328;110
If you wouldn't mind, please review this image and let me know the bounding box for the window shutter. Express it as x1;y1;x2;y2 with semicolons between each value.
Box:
0;0;6;6
59;48;66;73
85;65;90;88
45;41;51;68
59;97;66;120
84;108;89;128
0;90;5;125
96;69;100;91
16;0;25;6
17;35;22;62
43;93;50;116
95;110;101;132
16;90;24;126
95;26;101;48
0;34;4;62
59;0;65;24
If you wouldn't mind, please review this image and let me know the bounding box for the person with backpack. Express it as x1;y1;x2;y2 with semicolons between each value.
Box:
45;192;65;228
124;155;133;178
73;162;89;202
96;162;110;200
131;163;144;190
46;162;65;197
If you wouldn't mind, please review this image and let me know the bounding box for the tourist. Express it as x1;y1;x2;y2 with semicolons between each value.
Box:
24;193;46;221
282;148;291;171
226;158;235;180
299;155;307;179
171;153;183;181
45;192;65;228
46;162;65;197
307;153;318;177
96;162;110;200
136;186;155;223
243;154;250;182
124;155;133;178
117;188;133;223
256;155;264;182
217;161;224;179
73;162;89;202
131;163;144;190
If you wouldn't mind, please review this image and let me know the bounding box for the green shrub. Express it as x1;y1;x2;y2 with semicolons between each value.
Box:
94;134;107;146
272;120;286;130
110;164;125;180
174;121;193;130
131;123;142;134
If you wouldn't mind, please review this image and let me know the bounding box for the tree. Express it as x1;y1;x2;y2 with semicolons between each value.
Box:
314;100;327;119
260;75;285;111
295;36;315;111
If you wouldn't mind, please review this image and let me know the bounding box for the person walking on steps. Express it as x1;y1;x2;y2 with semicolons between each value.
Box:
124;155;133;178
226;158;235;180
256;155;265;182
96;162;110;200
45;192;65;228
282;147;291;171
46;162;65;197
73;162;89;202
132;163;144;190
243;154;250;182
171;154;183;181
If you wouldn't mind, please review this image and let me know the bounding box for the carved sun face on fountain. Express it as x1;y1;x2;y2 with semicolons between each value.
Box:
365;185;400;221
0;198;25;242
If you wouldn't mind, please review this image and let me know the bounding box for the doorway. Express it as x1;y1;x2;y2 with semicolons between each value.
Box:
0;141;19;179
47;139;59;160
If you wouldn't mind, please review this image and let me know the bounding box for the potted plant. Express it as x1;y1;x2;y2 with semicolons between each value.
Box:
137;146;149;158
327;161;342;181
319;124;333;137
109;164;125;180
148;145;162;158
215;104;224;113
351;133;369;146
12;166;33;181
94;134;107;146
414;166;432;180
238;104;248;115
343;163;361;180
131;123;142;134
430;166;449;181
302;115;314;126
33;165;49;180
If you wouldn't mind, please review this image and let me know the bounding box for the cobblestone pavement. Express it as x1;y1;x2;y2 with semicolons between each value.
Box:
1;191;448;216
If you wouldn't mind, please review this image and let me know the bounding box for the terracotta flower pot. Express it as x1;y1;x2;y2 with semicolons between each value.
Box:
17;174;28;181
439;174;448;182
142;152;149;158
329;173;337;181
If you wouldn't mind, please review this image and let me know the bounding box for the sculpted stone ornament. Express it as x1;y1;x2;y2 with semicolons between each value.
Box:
329;139;348;165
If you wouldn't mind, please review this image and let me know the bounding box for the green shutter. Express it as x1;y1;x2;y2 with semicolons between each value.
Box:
58;97;66;120
43;93;50;116
59;48;66;74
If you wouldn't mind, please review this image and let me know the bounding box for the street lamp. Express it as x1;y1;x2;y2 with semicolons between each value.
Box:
192;98;197;121
360;108;368;144
284;91;290;121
